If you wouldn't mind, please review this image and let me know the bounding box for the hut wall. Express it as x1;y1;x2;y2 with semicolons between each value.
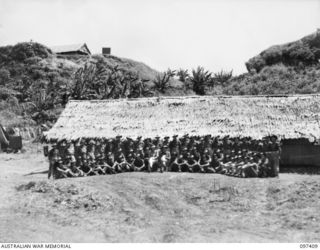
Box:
280;139;320;166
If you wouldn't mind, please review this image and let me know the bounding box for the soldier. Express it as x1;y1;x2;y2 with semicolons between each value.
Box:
104;151;117;174
143;146;152;172
86;151;98;176
199;151;214;173
134;136;144;152
220;154;231;174
258;153;270;177
149;145;161;172
162;136;170;148
169;135;180;154
93;153;108;175
48;143;59;179
241;156;259;178
212;149;223;173
56;152;79;178
180;152;192;172
126;152;136;172
133;153;146;171
159;146;171;172
74;138;83;166
186;153;200;173
269;136;280;151
170;154;185;172
114;149;128;172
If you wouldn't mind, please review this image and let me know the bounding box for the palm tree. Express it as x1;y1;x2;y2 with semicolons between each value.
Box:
189;66;212;95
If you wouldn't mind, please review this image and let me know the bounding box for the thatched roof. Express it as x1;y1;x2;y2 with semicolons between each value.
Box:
51;43;91;55
44;95;320;141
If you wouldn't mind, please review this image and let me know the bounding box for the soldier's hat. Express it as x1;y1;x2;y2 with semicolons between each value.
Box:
173;135;178;138
116;135;122;139
89;139;95;145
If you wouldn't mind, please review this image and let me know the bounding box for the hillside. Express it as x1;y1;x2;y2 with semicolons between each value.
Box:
2;31;320;133
218;30;320;95
0;42;189;130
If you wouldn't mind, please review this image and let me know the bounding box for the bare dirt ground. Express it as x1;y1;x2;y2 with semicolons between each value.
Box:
0;142;320;243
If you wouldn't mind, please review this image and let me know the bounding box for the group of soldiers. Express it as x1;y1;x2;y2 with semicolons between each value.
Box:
46;135;279;179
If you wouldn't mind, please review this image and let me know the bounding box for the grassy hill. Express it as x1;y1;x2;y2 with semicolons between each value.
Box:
0;42;189;129
217;30;320;95
1;31;320;132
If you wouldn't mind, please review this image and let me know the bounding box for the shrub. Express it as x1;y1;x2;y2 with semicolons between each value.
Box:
176;69;189;83
153;69;175;93
189;66;212;95
11;42;51;61
261;46;283;65
0;68;10;85
245;56;266;73
212;70;233;85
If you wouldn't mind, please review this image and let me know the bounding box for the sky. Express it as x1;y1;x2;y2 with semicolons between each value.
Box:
0;0;319;75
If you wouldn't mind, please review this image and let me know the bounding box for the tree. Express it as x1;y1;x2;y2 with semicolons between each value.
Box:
71;62;155;100
189;66;212;95
153;69;176;93
212;70;233;86
176;69;189;83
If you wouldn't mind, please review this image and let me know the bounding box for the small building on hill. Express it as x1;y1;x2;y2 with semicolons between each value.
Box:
102;47;111;55
51;43;91;56
44;95;320;168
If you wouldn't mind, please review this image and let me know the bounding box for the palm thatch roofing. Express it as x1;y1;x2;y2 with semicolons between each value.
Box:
44;95;320;141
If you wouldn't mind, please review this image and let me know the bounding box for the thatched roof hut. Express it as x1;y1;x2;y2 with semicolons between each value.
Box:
44;95;320;141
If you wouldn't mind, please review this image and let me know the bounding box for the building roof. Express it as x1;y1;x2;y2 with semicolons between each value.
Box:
44;95;320;141
50;43;91;55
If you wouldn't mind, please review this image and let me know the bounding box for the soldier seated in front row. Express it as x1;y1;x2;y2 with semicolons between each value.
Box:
114;149;129;173
187;154;200;173
199;151;215;173
125;153;136;172
159;146;171;172
240;156;259;178
56;152;80;178
170;154;185;172
133;153;147;171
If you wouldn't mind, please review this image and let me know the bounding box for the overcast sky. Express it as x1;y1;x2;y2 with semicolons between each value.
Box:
0;0;319;74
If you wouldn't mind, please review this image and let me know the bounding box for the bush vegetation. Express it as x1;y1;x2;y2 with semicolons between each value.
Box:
1;31;320;128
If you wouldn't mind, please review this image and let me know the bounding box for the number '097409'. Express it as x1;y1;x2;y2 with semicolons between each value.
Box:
300;244;318;248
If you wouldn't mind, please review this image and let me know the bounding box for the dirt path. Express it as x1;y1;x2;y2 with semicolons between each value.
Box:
0;143;320;242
